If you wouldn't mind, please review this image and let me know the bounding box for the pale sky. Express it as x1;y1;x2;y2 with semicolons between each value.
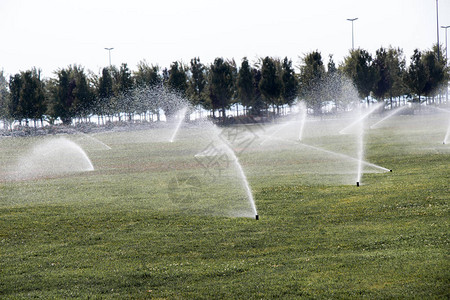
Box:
1;0;449;79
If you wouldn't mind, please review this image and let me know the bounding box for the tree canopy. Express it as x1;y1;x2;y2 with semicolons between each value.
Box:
0;43;448;128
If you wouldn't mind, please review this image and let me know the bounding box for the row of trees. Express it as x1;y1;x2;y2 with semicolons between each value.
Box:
0;44;448;128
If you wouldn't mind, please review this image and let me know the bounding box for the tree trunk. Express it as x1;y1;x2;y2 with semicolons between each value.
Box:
222;106;226;124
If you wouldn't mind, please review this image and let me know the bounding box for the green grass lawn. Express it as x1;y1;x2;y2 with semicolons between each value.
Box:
0;114;449;299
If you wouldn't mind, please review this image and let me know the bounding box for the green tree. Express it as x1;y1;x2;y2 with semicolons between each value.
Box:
259;56;282;115
251;68;264;116
299;51;326;115
386;47;407;107
106;64;133;121
134;60;162;88
133;61;162;120
227;59;240;116
49;65;93;124
0;70;10;128
8;73;23;123
209;57;234;121
237;57;255;115
280;57;298;107
327;54;337;74
116;63;135;121
321;55;350;112
372;47;392;102
10;68;46;126
96;67;114;122
115;63;134;94
372;46;406;108
50;68;75;124
422;45;448;101
167;61;188;96
187;57;208;109
160;62;188;119
72;67;94;120
98;67;114;99
342;49;376;104
405;49;427;103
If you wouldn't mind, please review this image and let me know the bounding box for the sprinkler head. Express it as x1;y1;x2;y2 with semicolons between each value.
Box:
255;214;259;220
356;181;360;187
390;169;393;172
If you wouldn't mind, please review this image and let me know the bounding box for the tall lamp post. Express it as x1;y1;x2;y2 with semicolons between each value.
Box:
442;25;450;101
347;18;358;50
436;0;442;103
104;47;114;68
436;0;440;61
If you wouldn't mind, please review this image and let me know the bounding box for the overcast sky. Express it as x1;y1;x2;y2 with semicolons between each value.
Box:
1;0;449;78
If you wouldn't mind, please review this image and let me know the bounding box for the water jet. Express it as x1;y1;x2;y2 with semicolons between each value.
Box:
169;106;188;143
77;131;111;150
297;101;307;141
370;105;408;129
216;131;258;218
193;122;258;218
13;137;94;180
443;117;450;145
339;102;384;135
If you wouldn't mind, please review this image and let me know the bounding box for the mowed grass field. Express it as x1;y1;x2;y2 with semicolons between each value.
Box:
0;112;449;299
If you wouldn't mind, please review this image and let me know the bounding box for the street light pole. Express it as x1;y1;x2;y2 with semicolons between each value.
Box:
436;0;440;61
104;47;114;68
436;0;441;103
347;18;358;50
441;25;450;102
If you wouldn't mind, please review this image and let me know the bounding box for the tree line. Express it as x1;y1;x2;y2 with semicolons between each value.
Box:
0;44;448;128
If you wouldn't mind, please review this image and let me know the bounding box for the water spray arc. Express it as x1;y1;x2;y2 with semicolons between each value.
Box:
297;102;308;141
338;103;385;186
339;102;384;135
213;126;258;219
12;137;94;181
260;122;291;146
444;117;450;144
76;132;112;150
169;107;188;143
370;106;409;129
221;140;258;219
296;141;391;173
259;102;307;145
424;106;450;144
356;109;364;186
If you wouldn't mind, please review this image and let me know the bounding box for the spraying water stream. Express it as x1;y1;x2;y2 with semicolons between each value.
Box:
339;102;384;135
213;125;258;218
169;107;188;143
297;101;308;141
370;105;409;129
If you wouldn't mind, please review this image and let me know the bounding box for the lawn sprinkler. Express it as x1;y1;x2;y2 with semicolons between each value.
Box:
255;214;259;220
356;181;360;187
